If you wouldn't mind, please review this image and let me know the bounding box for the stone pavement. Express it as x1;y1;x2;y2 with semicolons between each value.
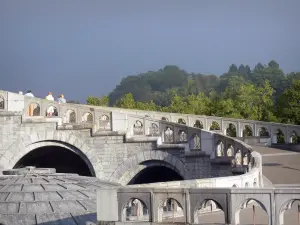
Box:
254;146;300;184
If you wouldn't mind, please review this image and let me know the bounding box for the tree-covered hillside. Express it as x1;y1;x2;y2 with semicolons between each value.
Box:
86;60;300;125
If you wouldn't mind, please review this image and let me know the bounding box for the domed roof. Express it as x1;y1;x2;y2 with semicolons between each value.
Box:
0;167;120;225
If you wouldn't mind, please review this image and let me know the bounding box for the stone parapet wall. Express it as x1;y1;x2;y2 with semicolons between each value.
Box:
97;187;300;225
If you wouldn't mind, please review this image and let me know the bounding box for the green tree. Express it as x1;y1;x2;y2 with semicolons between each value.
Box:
277;80;300;124
115;93;136;109
86;96;109;106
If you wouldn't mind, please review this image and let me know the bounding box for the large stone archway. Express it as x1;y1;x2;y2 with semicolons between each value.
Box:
0;131;102;178
109;150;191;185
12;141;96;177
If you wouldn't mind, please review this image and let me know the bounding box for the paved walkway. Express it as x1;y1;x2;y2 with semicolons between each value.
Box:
254;146;300;184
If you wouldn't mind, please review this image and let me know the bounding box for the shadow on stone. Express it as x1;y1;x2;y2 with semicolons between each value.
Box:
262;163;282;166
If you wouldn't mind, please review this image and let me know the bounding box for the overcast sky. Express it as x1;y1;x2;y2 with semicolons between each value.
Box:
0;0;299;102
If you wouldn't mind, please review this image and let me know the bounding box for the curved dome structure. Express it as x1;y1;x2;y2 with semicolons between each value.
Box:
0;167;120;225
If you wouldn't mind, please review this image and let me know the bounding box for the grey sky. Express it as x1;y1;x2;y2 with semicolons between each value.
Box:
0;0;299;102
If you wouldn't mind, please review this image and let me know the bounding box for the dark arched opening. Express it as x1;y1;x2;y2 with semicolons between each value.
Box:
128;166;183;185
13;146;93;176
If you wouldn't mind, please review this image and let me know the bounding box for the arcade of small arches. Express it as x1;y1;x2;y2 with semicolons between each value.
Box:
24;101;111;128
117;195;300;225
11;98;299;144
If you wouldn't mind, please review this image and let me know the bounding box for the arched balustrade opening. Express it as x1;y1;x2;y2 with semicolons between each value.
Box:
236;199;268;225
122;198;149;222
64;109;76;123
279;199;300;225
290;131;300;144
161;117;169;121
158;198;184;223
243;125;253;137
0;95;4;109
216;141;224;157
45;106;58;117
27;103;40;117
226;123;237;137
177;118;186;125
209;121;220;131
227;144;234;157
194;120;203;129
276;129;285;144
194;199;225;224
259;127;269;137
82;112;93;123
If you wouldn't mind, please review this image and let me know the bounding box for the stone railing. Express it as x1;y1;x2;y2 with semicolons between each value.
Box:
1;90;261;184
1;90;300;143
97;187;300;225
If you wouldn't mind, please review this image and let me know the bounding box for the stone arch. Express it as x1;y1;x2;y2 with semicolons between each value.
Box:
232;184;238;188
163;126;174;143
279;198;300;225
225;123;237;137
193;120;203;129
243;125;253;137
122;198;149;222
258;127;270;137
0;131;101;177
209;121;220;130
133;120;144;135
64;109;76;123
274;128;285;144
289;130;300;144
177;118;186;125
82;112;93;123
216;140;224;157
109;150;190;185
245;182;249;187
158;198;184;222
235;149;242;166
193;199;225;224
99;114;111;130
161;117;169;121
178;130;187;142
45;105;58;117
0;95;4;109
8;140;96;177
27;102;40;116
235;198;269;225
227;144;234;157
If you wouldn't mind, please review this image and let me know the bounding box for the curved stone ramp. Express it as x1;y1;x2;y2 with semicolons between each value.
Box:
253;145;300;184
0;167;121;225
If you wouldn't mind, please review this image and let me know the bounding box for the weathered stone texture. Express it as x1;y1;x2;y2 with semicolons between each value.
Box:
0;114;232;184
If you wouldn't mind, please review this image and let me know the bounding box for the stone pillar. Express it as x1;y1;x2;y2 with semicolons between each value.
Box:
97;188;118;224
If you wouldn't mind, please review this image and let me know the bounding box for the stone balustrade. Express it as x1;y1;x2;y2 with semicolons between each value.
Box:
97;186;300;225
1;89;300;144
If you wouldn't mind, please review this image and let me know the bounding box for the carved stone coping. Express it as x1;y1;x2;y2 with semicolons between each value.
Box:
0;111;22;116
57;124;92;130
126;136;159;143
93;131;125;137
157;143;185;149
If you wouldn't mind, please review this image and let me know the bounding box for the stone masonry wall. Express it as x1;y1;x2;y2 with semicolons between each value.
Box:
0;114;232;184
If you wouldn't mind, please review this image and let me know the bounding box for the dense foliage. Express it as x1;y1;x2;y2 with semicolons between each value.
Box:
86;61;300;125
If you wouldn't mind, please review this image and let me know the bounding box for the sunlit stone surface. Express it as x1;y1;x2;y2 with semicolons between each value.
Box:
0;167;120;225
